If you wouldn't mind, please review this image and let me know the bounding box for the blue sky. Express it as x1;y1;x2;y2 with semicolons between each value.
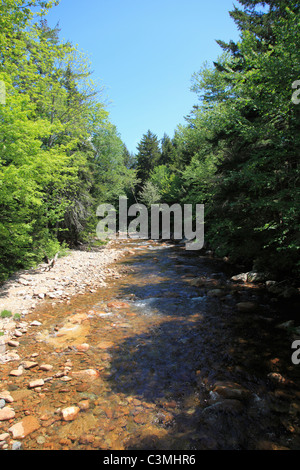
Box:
46;0;240;154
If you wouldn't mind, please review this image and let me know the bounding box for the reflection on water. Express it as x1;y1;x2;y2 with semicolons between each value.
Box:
3;239;300;450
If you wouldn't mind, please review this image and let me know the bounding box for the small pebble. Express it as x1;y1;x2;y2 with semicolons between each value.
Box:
36;436;46;445
28;379;45;389
11;441;22;450
39;364;53;371
8;340;19;347
30;320;42;326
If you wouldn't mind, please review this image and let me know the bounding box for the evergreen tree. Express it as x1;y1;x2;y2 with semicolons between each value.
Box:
181;0;300;277
160;133;175;166
136;130;161;187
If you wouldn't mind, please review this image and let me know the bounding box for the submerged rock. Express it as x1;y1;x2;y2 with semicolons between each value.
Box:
212;381;252;401
61;406;80;421
236;302;258;312
231;271;272;283
9;416;40;439
207;289;225;298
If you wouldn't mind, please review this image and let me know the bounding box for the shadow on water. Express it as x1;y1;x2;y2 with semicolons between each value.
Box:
102;242;300;450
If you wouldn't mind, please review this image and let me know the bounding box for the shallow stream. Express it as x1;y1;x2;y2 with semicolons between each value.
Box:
1;239;300;450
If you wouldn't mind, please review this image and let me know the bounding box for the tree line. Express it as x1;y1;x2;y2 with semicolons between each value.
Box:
0;0;137;280
133;0;300;280
1;0;299;282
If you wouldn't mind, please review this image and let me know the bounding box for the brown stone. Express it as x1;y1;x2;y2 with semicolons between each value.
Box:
213;381;251;401
107;301;130;309
78;400;90;411
133;413;149;424
97;341;114;350
10;389;32;402
79;434;95;445
236;302;258;312
9;416;40;439
71;369;99;381
76;343;90;352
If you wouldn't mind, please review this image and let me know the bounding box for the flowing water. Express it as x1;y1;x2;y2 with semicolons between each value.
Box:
1;239;300;450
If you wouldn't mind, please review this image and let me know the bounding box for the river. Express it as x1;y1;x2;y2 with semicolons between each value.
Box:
1;238;300;450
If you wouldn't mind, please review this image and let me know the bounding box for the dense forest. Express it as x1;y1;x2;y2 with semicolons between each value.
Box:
0;0;299;282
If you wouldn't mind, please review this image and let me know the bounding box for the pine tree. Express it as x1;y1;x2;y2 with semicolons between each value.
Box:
160;133;176;166
136;130;161;187
183;0;300;276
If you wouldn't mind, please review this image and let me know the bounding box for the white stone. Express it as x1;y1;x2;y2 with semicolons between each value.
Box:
30;320;42;326
28;379;45;389
61;406;80;421
0;407;15;421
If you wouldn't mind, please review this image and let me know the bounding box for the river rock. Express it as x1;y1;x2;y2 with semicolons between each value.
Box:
231;273;248;283
11;441;22;450
8;340;19;348
9;416;40;439
190;278;206;287
247;271;270;283
28;379;45;389
231;271;270;283
23;361;38;369
30;320;42;326
97;340;114;350
236;302;258;312
39;364;53;371
107;301;130;309
0;352;20;363
76;343;90;352
0;391;14;403
267;372;286;384
69;313;89;324
61;406;80;421
71;369;99;380
78;400;90;411
202;399;244;417
207;289;224;298
0;407;15;421
9;367;24;377
212;381;251;401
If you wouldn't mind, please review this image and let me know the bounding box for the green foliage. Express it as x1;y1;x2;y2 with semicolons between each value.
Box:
1;0;299;283
136;130;162;187
0;0;137;280
139;181;161;207
0;310;12;319
149;165;182;204
164;0;300;278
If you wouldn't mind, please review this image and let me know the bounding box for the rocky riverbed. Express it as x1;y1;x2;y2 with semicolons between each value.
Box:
0;239;300;451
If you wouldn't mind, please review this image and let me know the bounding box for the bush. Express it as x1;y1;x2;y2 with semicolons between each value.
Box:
0;310;12;318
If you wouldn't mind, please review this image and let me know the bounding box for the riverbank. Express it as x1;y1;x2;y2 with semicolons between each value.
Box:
0;242;127;317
